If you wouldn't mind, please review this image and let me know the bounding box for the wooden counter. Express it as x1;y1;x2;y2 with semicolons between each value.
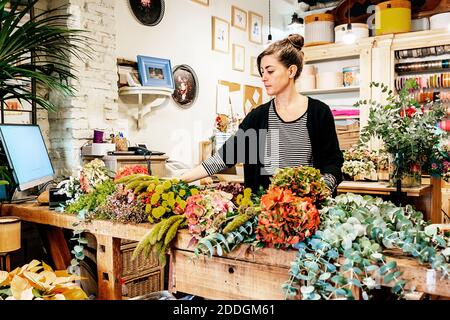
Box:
337;177;442;223
2;203;449;300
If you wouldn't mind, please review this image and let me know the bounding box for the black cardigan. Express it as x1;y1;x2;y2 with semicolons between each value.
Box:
217;97;344;192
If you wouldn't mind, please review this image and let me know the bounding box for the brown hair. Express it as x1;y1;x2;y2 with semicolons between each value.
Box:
257;34;305;80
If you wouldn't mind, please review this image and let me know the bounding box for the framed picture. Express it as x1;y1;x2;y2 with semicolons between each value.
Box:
137;55;174;89
172;64;199;108
250;56;260;77
212;16;230;53
128;0;165;26
191;0;209;6
243;85;263;115
248;11;263;44
231;6;247;31
232;44;245;72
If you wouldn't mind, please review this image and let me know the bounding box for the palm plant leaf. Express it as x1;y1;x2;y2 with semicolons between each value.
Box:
0;0;92;112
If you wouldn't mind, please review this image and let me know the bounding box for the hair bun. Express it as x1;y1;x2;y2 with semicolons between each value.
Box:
288;34;304;50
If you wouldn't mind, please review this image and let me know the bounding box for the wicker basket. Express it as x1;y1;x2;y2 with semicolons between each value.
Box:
121;242;159;277
122;271;163;298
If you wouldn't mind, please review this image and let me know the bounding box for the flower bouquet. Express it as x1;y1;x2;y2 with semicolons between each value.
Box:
358;80;447;187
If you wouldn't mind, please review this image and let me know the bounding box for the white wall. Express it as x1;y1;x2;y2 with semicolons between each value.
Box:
115;0;292;167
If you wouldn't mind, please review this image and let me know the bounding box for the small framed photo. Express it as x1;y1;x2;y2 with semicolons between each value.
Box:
248;11;263;44
191;0;209;6
172;64;199;108
250;56;260;77
232;44;245;72
137;55;174;89
212;16;230;53
231;6;247;31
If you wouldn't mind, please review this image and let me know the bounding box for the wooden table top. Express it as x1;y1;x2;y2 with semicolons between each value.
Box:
337;180;432;197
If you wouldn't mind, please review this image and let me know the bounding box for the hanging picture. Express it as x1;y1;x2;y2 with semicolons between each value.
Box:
248;11;263;44
172;64;198;108
137;55;174;89
128;0;165;26
212;16;230;53
250;56;260;77
191;0;209;6
231;6;247;31
232;44;245;72
243;85;263;115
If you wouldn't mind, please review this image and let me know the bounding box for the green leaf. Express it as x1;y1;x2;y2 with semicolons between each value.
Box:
383;272;396;284
318;272;331;281
216;242;223;256
349;278;362;288
77;237;89;244
424;225;437;236
300;286;314;295
335;288;346;296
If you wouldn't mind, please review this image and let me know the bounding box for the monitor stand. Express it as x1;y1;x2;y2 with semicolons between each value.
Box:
10;187;38;203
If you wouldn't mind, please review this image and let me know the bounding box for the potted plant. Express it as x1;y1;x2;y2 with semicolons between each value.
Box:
358;80;447;187
0;0;90;112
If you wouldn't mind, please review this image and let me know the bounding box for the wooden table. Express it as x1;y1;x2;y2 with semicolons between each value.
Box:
3;203;449;300
337;178;442;223
0;203;151;300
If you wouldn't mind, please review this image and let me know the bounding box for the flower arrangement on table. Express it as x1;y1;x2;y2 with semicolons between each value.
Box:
342;147;382;181
357;79;447;187
0;260;87;300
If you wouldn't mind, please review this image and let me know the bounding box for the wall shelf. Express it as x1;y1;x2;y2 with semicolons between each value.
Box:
300;86;360;95
118;86;174;128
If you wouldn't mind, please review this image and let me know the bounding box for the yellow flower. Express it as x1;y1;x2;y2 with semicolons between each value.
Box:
244;188;252;197
168;198;175;208
179;189;186;197
155;185;164;194
168;192;175;200
163;180;172;190
151;193;160;205
147;183;155;192
190;188;199;195
179;200;186;210
161;193;169;200
161;200;168;208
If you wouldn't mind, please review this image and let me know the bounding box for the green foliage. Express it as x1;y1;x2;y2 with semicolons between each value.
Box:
0;0;91;111
194;217;257;257
357;80;447;180
283;193;450;300
64;180;116;215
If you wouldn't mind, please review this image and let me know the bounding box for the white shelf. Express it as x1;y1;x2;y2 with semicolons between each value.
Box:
300;86;360;95
119;86;174;128
334;115;360;120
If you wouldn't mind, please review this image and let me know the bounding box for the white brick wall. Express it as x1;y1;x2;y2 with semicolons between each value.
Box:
41;0;118;177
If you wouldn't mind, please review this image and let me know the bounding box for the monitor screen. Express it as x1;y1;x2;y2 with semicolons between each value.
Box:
0;124;55;191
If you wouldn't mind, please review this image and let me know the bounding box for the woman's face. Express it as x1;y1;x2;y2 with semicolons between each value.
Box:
260;54;292;96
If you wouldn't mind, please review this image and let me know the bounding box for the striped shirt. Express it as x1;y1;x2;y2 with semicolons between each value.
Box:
203;101;337;192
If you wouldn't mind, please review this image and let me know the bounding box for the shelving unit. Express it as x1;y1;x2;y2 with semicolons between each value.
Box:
118;86;174;129
300;86;360;95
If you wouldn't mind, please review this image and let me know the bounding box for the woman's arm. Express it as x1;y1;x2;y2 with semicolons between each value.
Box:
180;164;209;183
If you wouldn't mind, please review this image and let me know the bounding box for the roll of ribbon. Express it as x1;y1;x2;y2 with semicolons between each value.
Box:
93;130;104;143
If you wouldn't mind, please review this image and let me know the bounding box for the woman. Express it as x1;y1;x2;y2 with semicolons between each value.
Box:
181;34;343;193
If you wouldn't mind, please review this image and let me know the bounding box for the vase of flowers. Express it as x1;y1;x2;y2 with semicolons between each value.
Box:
358;80;447;188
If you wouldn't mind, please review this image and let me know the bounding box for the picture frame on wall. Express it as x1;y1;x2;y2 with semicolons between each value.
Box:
172;64;199;108
128;0;165;26
212;16;230;53
137;55;174;89
191;0;209;6
248;11;263;44
250;56;260;77
231;6;247;31
232;44;245;72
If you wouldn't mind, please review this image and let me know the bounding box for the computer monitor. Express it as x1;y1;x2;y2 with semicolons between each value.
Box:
0;124;55;191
